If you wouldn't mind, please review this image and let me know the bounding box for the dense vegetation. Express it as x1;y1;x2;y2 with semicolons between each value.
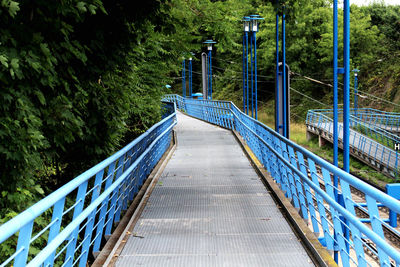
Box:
1;0;399;260
0;0;191;225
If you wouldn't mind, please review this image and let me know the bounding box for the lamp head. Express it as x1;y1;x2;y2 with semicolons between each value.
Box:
203;39;217;51
249;15;264;32
352;69;360;77
242;16;250;32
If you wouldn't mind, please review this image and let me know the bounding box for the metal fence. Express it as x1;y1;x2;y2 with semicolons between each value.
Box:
313;108;400;133
165;95;400;267
306;109;399;178
0;108;176;267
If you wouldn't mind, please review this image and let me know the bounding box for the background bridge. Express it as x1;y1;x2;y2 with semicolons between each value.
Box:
306;109;400;179
1;96;400;267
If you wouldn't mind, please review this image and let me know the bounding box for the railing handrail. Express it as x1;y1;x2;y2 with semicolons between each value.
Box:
310;109;399;139
25;121;176;267
230;104;400;262
0;112;176;244
307;110;398;150
236;105;400;213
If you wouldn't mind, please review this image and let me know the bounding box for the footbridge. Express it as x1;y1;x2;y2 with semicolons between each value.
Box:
306;109;400;179
1;95;400;267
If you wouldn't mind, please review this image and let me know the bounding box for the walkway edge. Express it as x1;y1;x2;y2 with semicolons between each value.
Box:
92;130;177;267
232;130;337;267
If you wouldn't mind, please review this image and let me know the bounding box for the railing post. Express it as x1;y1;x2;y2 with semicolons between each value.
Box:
14;221;34;266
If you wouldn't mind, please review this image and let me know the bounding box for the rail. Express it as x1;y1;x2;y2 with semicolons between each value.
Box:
306;110;399;178
312;108;400;133
164;94;400;267
0;106;177;267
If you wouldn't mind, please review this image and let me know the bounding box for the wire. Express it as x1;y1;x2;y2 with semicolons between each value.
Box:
180;68;274;83
290;87;331;107
291;72;333;88
213;57;238;65
338;81;400;108
212;65;275;79
292;71;400;108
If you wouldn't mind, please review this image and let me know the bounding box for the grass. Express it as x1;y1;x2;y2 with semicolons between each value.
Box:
257;106;394;188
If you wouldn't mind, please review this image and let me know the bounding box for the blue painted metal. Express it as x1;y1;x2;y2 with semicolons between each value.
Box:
275;11;280;133
343;0;350;173
182;59;186;98
387;184;400;227
250;32;254;118
333;2;340;261
208;50;212;99
189;58;193;98
242;34;246;112
254;32;258;120
246;31;249;115
203;40;216;100
282;10;287;138
352;69;360;113
0;107;176;267
164;94;400;266
309;109;400;150
307;109;400;179
242;17;250;114
333;0;339;199
248;15;263;120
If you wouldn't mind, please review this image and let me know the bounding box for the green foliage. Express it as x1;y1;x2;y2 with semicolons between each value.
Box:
0;0;180;219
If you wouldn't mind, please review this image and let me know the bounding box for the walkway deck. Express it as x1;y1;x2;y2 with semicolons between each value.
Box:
115;112;314;267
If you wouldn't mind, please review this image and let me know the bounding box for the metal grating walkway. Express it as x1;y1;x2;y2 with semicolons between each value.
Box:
115;112;314;267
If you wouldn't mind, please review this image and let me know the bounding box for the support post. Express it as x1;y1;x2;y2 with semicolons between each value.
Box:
243;34;246;112
189;58;192;98
250;33;254;117
201;52;208;99
275;11;280;132
282;11;287;138
254;31;258;120
333;1;340;262
343;0;350;173
182;59;186;98
208;50;212;99
246;32;249;115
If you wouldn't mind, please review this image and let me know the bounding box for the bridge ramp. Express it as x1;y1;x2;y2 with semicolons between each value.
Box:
115;112;314;266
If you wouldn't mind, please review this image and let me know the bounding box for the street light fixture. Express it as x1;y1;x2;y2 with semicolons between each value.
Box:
250;14;263;32
203;40;216;99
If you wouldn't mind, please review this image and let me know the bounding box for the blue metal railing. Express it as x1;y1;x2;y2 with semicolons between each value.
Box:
309;109;400;148
306;109;399;178
314;108;400;133
0;108;176;267
165;94;400;267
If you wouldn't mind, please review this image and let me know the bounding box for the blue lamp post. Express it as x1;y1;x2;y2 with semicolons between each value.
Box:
182;58;186;98
243;17;250;115
203;40;216;100
332;0;351;263
275;5;280;133
249;15;264;120
189;55;193;98
242;17;250;114
352;69;360;115
274;4;288;138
